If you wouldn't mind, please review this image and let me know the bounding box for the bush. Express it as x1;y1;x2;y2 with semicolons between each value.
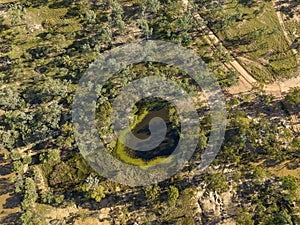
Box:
236;208;254;225
145;183;161;204
281;175;298;191
167;185;179;208
206;173;229;193
91;185;105;202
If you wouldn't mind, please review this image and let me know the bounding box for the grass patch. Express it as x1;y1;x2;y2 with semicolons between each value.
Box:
239;59;274;82
285;19;300;40
114;106;175;167
218;0;298;81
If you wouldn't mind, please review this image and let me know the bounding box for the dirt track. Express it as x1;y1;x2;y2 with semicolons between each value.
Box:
228;0;299;97
193;8;299;98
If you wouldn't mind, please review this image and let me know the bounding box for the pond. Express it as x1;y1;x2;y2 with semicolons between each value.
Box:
115;103;181;165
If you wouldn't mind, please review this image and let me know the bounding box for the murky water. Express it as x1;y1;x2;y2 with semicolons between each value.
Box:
126;107;180;161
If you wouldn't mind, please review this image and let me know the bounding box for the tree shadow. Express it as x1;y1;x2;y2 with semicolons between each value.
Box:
23;0;49;8
27;45;52;60
0;41;12;54
285;158;300;170
0;163;12;177
48;0;74;9
64;3;86;19
0;178;14;196
0;2;11;12
223;31;258;50
122;4;141;21
3;194;21;209
275;0;300;19
0;57;11;72
0;17;9;33
0;212;21;225
238;0;257;8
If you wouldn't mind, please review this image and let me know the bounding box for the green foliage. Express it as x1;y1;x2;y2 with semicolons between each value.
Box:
81;174;99;192
55;122;75;150
49;162;75;187
248;177;297;225
91;185;105;202
285;87;300;111
167;185;179;208
67;154;92;182
175;188;197;221
138;18;153;39
205;172;229;193
181;216;195;225
0;1;299;224
20;211;33;225
9;150;21;161
0;86;26;110
252;165;269;184
40;150;60;163
23;156;32;165
81;175;105;202
236;208;254;225
32;78;70;103
85;10;96;24
290;137;300;151
145;183;161;204
21;178;38;210
41;190;64;205
281;175;298;191
9;4;25;26
13;160;24;174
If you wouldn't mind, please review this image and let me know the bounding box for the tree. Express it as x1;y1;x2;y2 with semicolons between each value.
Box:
167;185;179;208
206;172;229;193
9;4;24;26
23;156;32;165
236;208;254;225
274;209;293;225
149;0;160;13
281;175;298;191
285;87;300;111
85;10;96;24
238;0;256;8
144;183;161;204
9;150;21;161
109;0;126;33
13;160;24;174
33;77;69;103
138;18;153;39
41;190;64;205
115;15;125;33
21;178;38;210
0;86;25;110
0;127;19;150
20;211;33;225
49;162;75;187
47;150;60;163
40;150;60;163
101;26;112;45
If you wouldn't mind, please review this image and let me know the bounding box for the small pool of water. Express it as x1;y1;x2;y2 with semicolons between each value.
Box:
125;107;180;161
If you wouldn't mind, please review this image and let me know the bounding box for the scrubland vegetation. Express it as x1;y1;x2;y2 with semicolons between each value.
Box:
0;0;299;224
